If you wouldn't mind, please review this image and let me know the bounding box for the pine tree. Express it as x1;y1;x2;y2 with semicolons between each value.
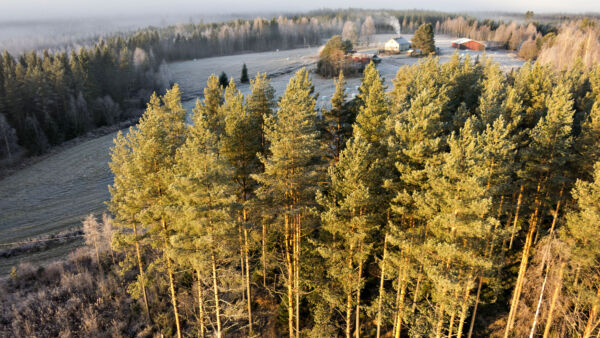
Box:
253;68;323;337
170;107;235;338
505;81;575;336
245;72;276;286
413;118;502;337
316;135;383;337
386;58;450;337
354;62;388;148
108;85;187;337
199;74;224;137
477;59;508;126
220;78;262;335
561;162;600;338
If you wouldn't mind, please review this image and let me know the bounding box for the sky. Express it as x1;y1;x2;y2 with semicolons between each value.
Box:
0;0;599;21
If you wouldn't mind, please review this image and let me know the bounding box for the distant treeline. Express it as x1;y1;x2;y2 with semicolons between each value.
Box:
0;10;459;162
0;41;164;159
1;10;595;162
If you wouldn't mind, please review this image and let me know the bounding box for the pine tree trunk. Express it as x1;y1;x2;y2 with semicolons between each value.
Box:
435;303;446;338
211;251;222;338
509;185;524;250
132;224;150;321
448;310;457;338
346;257;354;338
392;267;402;336
355;248;364;338
284;213;294;338
196;269;205;338
583;287;600;338
295;214;301;338
457;280;472;338
244;224;253;336
542;262;565;338
376;234;388;338
162;219;182;338
393;275;407;338
529;264;550;338
505;191;540;337
412;268;423;314
447;288;460;338
548;187;564;236
262;220;267;288
238;221;246;303
467;276;483;338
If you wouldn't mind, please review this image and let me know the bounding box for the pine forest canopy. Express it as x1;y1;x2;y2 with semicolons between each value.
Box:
92;55;600;337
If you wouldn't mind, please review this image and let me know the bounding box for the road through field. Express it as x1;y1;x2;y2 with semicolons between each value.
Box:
0;34;524;273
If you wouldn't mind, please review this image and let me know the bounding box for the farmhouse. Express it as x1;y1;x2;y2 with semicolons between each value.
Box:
384;37;411;53
451;38;486;51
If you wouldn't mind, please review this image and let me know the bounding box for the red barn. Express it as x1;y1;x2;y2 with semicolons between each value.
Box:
451;38;486;51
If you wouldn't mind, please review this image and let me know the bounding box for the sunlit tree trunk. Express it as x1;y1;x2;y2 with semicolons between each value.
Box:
211;251;222;338
162;219;182;338
508;185;524;250
196;268;205;338
355;245;364;338
376;234;388;338
132;224;150;321
542;262;565;338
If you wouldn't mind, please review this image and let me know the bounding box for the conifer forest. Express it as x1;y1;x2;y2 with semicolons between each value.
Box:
2;6;600;338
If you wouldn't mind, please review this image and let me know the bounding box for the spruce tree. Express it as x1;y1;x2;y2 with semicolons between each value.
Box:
241;63;249;83
411;23;435;55
219;72;229;88
321;72;354;164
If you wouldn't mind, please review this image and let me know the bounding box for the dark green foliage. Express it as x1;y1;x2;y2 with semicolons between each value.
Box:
241;64;249;84
317;35;355;78
411;23;436;55
219;72;229;88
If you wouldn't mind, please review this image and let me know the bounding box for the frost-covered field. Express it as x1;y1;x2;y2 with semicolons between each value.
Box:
170;34;524;111
0;34;523;273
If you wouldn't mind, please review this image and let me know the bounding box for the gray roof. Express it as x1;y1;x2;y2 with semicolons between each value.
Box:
389;37;410;45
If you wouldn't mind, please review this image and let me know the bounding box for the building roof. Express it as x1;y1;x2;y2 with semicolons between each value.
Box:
452;38;486;47
452;38;473;44
388;36;410;45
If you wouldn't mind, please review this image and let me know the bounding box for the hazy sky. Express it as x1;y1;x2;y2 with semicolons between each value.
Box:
1;0;599;21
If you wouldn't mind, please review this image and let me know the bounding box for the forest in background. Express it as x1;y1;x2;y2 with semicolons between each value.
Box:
1;9;598;165
3;53;600;336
